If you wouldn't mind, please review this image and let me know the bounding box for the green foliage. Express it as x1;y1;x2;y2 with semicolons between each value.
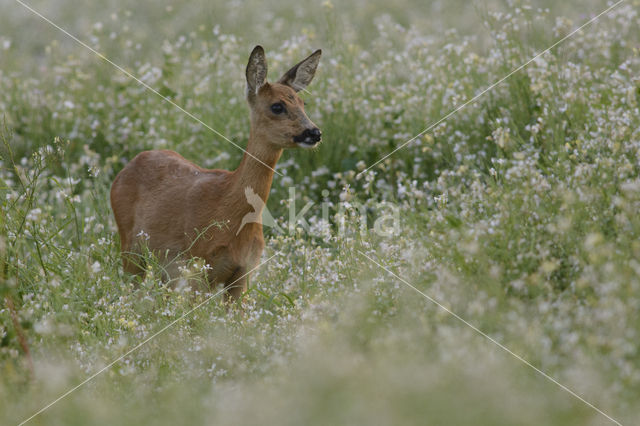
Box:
1;0;639;425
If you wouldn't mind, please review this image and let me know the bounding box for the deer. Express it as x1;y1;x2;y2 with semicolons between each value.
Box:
110;45;322;303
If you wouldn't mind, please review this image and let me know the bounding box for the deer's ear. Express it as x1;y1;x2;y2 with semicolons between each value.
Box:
278;49;321;92
246;46;268;101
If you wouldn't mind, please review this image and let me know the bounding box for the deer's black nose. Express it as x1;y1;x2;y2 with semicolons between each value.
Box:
309;128;322;141
294;127;322;145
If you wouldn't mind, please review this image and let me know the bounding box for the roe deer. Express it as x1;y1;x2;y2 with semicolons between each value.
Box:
110;45;322;302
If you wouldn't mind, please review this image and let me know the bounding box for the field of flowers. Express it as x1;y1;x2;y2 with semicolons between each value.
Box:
1;0;639;424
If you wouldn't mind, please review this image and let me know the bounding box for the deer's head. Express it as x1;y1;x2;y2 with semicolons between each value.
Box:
245;46;322;149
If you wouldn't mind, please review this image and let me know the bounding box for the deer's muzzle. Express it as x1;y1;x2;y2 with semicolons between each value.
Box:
294;127;322;147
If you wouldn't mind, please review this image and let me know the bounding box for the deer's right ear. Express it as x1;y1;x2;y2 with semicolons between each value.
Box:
278;49;321;92
246;45;268;102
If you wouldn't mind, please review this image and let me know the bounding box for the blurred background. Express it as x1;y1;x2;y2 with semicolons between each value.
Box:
1;0;639;425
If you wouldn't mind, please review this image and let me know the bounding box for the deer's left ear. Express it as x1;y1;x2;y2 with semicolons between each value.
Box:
277;49;322;92
246;45;268;102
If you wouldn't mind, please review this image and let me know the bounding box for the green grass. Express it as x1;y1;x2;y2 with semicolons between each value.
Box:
1;0;640;424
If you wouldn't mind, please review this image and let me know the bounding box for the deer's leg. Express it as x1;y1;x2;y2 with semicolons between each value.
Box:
203;248;245;303
156;250;204;291
121;236;145;278
161;256;184;287
224;267;247;305
123;253;145;277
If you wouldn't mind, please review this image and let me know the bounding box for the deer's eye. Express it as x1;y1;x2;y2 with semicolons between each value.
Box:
270;102;285;115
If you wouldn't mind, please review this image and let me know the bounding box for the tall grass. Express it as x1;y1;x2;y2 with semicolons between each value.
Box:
1;0;639;424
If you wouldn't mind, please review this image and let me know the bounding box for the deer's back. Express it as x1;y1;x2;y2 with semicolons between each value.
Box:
110;150;231;252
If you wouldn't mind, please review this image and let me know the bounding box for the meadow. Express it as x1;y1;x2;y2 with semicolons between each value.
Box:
1;0;639;424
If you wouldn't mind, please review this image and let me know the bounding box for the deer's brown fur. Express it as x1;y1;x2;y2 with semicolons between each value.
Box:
110;46;322;302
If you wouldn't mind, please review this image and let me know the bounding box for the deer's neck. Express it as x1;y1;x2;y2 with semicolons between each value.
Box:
232;129;282;205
